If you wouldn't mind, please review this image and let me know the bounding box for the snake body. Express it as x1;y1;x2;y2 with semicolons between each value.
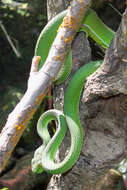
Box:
35;9;114;83
31;9;115;174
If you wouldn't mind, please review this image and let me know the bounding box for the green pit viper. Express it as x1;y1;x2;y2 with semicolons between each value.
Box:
31;8;115;174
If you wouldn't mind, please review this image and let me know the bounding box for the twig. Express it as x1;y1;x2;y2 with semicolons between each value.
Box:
0;21;21;58
109;3;122;17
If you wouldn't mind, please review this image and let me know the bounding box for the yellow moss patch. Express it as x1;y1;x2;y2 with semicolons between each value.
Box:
55;55;61;61
57;24;63;33
17;126;21;130
11;107;36;144
64;38;69;43
57;1;85;32
34;93;45;106
78;0;83;2
55;55;64;62
57;15;75;32
35;56;41;65
64;35;73;43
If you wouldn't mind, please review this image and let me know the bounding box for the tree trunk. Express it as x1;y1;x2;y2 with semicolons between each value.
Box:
46;1;127;190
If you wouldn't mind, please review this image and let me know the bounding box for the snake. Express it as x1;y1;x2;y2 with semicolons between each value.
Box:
31;8;115;174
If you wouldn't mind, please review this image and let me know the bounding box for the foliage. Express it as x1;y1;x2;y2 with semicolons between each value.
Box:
0;0;47;87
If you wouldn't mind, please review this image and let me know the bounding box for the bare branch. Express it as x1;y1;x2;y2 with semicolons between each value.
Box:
0;0;92;173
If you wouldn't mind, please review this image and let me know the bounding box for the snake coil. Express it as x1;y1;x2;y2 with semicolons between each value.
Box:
31;9;114;174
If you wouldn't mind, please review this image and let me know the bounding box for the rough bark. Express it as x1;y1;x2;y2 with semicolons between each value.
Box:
46;3;127;190
0;0;92;173
47;0;69;20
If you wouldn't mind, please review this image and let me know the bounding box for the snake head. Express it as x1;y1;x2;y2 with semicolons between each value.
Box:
31;158;44;174
31;145;44;174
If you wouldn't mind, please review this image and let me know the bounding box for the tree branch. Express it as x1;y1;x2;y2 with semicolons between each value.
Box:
0;0;92;173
